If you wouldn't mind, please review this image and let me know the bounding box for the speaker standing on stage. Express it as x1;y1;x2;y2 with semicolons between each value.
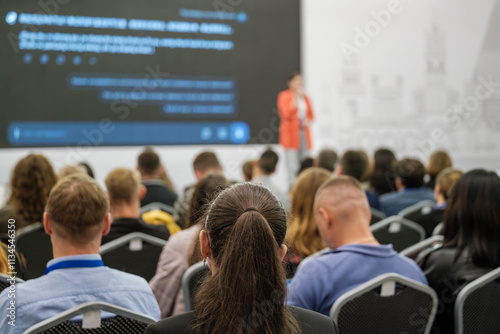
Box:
277;72;314;187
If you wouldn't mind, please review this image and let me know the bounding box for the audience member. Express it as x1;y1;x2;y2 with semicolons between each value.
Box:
242;160;254;182
379;158;435;216
102;168;170;244
78;161;95;178
417;168;463;237
0;154;57;235
0;175;161;333
287;176;427;316
425;150;452;189
146;183;335;334
418;169;500;334
173;151;222;228
336;150;380;210
284;168;330;278
138;149;178;208
252;148;290;210
297;156;314;176
369;148;397;195
150;173;230;318
315;148;337;172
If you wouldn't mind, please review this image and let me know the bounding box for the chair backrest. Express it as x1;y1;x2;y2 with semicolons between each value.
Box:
296;247;331;272
330;273;438;334
23;301;156;334
0;273;24;292
371;216;425;252
400;235;444;260
370;208;386;225
399;200;437;223
432;222;444;236
15;222;53;279
140;202;175;215
454;266;500;334
182;261;210;311
100;232;166;282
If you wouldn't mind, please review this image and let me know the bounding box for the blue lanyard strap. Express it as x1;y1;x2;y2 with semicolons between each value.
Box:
44;259;104;275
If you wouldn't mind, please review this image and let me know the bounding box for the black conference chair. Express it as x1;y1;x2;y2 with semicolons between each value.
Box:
370;208;386;225
182;261;210;311
0;273;24;292
371;216;425;252
16;223;53;279
100;232;166;282
432;222;444;236
400;235;444;260
398;200;436;223
140;202;175;215
455;266;500;334
23;301;156;334
330;273;438;334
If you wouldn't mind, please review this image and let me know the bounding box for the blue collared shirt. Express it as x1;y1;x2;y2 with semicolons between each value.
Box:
379;187;435;216
0;254;161;334
286;244;428;316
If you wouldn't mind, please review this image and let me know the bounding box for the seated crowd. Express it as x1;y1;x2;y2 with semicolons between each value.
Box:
0;146;498;334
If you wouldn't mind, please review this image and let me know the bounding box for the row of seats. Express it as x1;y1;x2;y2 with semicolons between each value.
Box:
4;265;499;334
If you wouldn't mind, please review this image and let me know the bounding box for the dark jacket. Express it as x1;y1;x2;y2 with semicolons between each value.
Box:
101;218;170;245
418;245;494;334
145;306;337;334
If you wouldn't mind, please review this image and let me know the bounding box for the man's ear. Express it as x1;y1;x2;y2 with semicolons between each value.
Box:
43;212;52;235
199;230;211;259
194;170;204;181
318;207;330;228
158;165;165;177
139;185;147;200
102;213;111;236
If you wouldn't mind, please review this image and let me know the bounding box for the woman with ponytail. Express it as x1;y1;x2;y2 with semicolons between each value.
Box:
146;183;336;334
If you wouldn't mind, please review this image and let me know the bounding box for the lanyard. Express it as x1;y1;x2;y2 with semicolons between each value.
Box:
44;259;105;275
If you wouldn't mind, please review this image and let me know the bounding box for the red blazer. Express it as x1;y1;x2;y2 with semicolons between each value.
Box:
277;89;314;150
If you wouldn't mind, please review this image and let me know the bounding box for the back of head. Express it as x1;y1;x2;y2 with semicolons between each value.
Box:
297;157;314;176
315;176;371;228
8;154;58;227
46;175;109;245
242;160;254;181
192;151;221;174
58;165;87;179
427;150;452;178
317;148;338;172
138;148;161;177
443;169;500;268
396;158;426;188
258;148;279;175
194;183;299;334
370;148;397;195
105;168;141;205
340;150;369;181
287;168;330;256
436;168;463;200
186;172;230;229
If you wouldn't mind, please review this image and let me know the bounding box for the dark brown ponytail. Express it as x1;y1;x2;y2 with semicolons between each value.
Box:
193;183;299;334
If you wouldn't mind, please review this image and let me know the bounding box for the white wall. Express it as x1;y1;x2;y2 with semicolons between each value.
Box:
1;0;499;201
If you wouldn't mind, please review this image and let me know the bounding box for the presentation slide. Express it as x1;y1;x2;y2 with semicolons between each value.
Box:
0;0;300;147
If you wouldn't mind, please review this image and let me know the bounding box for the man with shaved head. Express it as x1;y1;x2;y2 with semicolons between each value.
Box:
286;176;427;316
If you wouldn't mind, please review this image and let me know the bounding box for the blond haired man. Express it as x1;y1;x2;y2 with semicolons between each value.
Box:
102;168;170;244
0;175;161;333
